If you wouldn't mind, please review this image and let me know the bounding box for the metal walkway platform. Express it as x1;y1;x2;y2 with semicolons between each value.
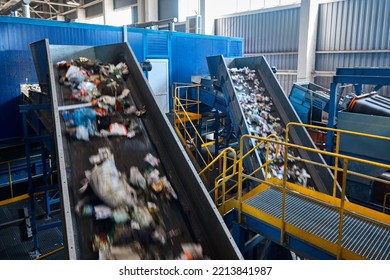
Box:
236;178;390;260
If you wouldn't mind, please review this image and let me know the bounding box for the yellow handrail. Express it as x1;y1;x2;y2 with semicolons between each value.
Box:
218;131;390;258
172;84;215;172
199;147;237;210
285;122;390;197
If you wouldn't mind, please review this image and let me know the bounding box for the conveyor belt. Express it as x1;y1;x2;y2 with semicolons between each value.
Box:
206;55;336;195
30;39;242;260
243;185;390;259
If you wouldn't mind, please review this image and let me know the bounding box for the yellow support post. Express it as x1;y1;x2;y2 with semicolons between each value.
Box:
280;141;289;245
333;133;340;197
336;158;349;260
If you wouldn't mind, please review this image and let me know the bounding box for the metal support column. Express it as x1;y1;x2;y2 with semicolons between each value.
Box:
19;103;61;258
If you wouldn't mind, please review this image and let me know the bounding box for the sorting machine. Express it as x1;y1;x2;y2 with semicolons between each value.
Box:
29;39;242;260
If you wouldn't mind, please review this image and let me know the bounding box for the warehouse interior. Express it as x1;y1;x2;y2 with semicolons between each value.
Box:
0;0;389;260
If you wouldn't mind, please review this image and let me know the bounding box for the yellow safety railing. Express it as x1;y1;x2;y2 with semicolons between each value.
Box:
286;122;390;200
199;147;237;212
216;128;390;259
203;134;280;213
172;83;215;174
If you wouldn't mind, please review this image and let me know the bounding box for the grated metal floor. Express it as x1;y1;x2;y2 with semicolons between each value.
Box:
244;187;390;260
0;197;65;260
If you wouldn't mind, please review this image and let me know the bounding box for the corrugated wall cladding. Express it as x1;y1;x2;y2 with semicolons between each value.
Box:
276;74;297;95
0;17;242;140
315;0;390;97
317;0;390;51
261;54;298;71
214;6;300;94
215;7;300;54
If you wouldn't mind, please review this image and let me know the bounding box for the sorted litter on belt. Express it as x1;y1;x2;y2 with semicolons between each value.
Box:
77;146;208;259
84;147;138;209
57;57;145;140
229;66;314;189
57;56;208;260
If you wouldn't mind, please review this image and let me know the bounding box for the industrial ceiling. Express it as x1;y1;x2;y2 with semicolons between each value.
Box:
0;0;102;20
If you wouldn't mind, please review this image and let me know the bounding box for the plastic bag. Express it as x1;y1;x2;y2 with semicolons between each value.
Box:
85;148;137;208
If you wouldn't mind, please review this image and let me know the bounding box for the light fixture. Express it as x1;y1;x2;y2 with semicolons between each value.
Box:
66;0;80;6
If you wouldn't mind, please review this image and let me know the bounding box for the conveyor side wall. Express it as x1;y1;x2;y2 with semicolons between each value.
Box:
30;40;242;260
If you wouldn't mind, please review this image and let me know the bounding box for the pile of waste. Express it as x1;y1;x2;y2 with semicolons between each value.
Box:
57;57;146;141
56;57;206;259
229;66;313;189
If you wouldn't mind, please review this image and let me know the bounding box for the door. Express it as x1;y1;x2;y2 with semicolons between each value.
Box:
147;59;169;114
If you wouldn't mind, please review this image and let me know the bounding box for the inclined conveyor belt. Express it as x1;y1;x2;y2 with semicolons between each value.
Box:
207;55;336;195
244;187;390;259
30;39;242;260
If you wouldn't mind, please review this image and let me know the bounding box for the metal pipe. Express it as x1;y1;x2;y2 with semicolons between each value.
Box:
123;25;128;42
22;0;30;18
129;17;178;30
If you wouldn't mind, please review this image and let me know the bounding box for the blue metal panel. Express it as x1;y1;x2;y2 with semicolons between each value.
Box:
338;111;390;165
127;30;144;61
0;17;123;140
146;31;169;57
171;32;243;84
228;40;243;57
171;36;228;83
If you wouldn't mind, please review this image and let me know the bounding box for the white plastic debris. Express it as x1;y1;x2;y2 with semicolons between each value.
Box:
94;205;112;220
161;176;177;200
129;166;147;190
85;148;137;208
75;125;89;141
144;153;160;167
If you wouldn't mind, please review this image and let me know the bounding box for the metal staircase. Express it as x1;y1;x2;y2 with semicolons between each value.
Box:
238;178;390;260
204;124;390;260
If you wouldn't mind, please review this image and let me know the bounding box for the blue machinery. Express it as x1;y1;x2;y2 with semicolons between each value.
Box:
289;68;390;210
326;67;390;154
